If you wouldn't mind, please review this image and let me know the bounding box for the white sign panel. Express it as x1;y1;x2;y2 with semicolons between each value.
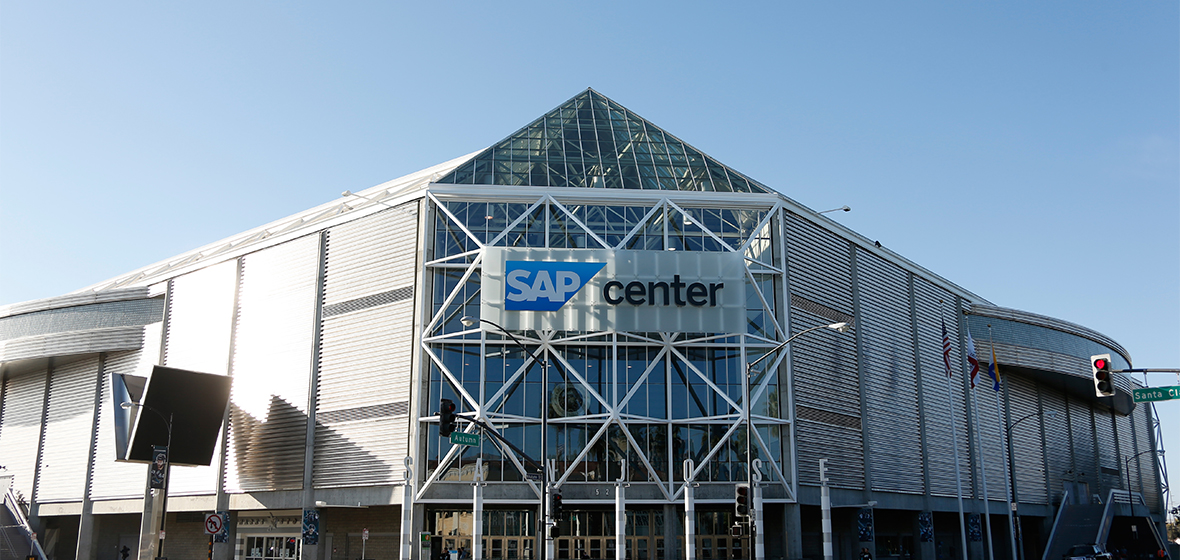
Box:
482;248;746;333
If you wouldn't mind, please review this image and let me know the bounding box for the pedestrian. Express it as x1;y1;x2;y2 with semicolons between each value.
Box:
861;547;873;560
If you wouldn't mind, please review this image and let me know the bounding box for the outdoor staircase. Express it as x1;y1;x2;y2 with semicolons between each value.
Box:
1042;490;1168;560
0;475;45;560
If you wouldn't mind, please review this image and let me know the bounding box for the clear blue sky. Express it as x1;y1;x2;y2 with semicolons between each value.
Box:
2;2;1177;509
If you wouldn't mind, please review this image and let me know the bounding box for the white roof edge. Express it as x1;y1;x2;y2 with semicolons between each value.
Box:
66;152;480;297
769;190;993;306
965;302;1131;364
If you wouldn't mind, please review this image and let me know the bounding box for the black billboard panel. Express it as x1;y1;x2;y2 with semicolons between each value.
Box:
124;365;231;467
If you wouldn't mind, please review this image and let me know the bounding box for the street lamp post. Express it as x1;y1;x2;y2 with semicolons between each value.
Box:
122;401;173;560
743;321;851;559
1004;409;1055;560
460;316;553;560
1124;449;1162;517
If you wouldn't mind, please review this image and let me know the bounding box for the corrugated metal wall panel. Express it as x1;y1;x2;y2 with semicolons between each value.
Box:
785;214;853;314
322;204;419;306
90;349;149;499
790;309;861;489
913;279;971;497
0;370;47;500
161;260;237;497
0;326;145;363
1067;398;1099;496
1007;374;1047;504
313;210;418;488
163;260;237;375
225;235;320;493
1040;386;1069;504
1093;407;1119;494
36;357;100;502
794;419;864;489
1115;411;1136;492
1134;403;1160;511
969;387;1008;502
855;249;922;494
987;343;1093;388
785;213;860;489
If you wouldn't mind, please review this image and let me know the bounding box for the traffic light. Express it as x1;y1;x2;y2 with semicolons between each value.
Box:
439;398;456;437
549;489;564;521
1091;354;1114;397
735;484;751;517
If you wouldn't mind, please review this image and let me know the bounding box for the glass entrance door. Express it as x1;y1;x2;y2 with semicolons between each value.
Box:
244;536;301;560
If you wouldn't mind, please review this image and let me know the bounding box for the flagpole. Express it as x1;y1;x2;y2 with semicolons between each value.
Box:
966;330;996;560
989;325;1019;560
942;304;970;560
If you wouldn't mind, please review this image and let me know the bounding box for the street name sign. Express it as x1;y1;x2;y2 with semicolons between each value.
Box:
450;432;480;446
1131;386;1180;403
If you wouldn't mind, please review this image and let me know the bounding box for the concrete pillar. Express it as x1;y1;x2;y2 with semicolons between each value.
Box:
473;459;484;560
615;483;626;560
684;481;695;560
783;503;802;560
414;502;428;560
967;514;985;560
137;484;163;560
849;510;873;560
663;504;679;560
752;482;764;560
914;513;936;560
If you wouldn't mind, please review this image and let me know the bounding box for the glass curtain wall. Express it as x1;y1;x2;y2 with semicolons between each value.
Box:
419;193;790;498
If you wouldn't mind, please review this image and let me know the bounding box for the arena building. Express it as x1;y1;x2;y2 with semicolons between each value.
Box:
0;89;1168;560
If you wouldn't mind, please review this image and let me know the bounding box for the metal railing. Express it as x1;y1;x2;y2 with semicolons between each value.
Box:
1;478;46;560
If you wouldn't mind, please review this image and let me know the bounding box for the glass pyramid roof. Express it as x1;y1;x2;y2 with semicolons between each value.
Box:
435;89;773;193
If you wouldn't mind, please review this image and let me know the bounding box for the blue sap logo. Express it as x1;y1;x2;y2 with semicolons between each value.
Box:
505;261;606;311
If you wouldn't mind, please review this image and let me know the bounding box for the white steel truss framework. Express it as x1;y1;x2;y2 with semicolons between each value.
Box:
417;188;798;504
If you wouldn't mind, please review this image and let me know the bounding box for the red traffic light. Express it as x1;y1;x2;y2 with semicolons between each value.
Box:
1091;354;1115;397
439;398;457;437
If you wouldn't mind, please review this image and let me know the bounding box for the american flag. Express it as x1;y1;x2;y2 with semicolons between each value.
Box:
941;318;953;378
966;331;980;389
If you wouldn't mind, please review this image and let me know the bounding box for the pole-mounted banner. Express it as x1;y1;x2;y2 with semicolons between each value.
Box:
150;446;168;489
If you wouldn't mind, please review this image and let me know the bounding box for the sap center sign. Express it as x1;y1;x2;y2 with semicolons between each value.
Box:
482;248;746;332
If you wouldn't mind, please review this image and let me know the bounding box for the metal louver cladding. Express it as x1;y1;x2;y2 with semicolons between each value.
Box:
1007;373;1048;504
1040;386;1070;504
785;214;853;314
1094;408;1120;493
1134;403;1160;510
161;260;236;496
1068;398;1099;493
35;357;100;502
314;299;415;487
970;385;1008;501
1115;410;1136;492
321;204;418;306
163;260;237;376
90;349;149;499
0;369;47;500
225;235;320;493
913;279;972;497
790;310;862;489
313;206;418;488
855;248;922;494
785;211;860;489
